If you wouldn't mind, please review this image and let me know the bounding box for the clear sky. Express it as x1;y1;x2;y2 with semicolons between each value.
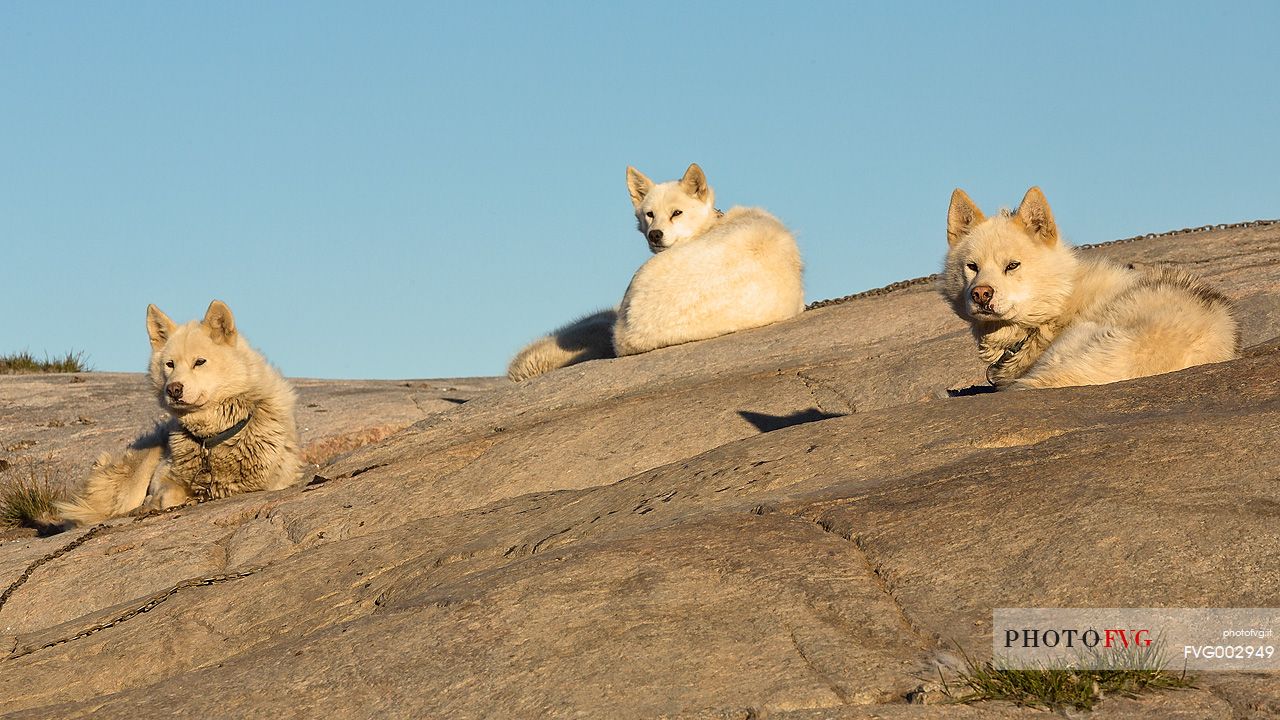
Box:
3;2;1277;379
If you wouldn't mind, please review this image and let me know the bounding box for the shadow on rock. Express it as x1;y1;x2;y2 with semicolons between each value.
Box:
737;408;843;433
948;384;998;397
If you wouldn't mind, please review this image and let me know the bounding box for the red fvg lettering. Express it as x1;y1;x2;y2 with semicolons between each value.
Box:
1003;628;1153;649
1104;629;1153;648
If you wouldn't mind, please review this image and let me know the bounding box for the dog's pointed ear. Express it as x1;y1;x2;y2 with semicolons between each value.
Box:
1016;186;1057;245
679;163;711;202
202;300;237;344
947;189;985;246
146;305;176;351
626;166;653;209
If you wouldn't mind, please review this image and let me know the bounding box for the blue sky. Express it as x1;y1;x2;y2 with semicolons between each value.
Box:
3;2;1277;379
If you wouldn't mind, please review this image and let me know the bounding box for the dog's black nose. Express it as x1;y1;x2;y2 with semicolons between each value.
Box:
647;229;663;243
166;381;184;400
971;285;994;306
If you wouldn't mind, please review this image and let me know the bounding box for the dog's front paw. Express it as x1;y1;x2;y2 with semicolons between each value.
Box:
131;495;164;517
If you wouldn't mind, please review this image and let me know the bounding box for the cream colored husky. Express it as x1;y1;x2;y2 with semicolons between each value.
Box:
57;300;302;524
508;164;804;379
614;163;804;355
941;187;1239;390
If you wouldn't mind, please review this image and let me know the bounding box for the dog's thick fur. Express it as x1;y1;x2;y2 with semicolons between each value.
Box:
508;163;803;379
614;164;805;356
56;301;302;524
507;308;617;382
941;187;1240;390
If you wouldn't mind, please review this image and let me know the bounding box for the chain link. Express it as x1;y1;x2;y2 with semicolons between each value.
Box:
804;218;1280;311
1;501;214;621
7;567;262;660
0;524;108;617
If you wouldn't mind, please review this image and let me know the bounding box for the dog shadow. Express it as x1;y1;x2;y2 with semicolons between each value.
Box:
947;385;998;397
738;408;843;433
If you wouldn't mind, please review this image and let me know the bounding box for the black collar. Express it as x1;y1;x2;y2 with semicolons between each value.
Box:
187;414;252;450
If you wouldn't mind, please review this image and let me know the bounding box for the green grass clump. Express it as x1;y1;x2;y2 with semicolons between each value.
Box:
943;643;1193;711
0;472;65;529
0;350;90;374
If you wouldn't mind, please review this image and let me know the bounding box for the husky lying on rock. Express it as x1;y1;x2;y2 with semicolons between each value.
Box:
57;300;302;524
942;186;1239;390
509;164;804;380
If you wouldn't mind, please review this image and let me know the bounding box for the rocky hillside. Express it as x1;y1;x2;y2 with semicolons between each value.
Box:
1;222;1277;718
0;373;503;538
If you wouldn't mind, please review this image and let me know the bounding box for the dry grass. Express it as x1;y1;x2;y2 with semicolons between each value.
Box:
0;351;90;374
942;644;1194;711
0;470;66;529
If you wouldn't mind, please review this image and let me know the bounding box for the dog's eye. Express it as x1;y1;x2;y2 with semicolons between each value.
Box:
965;262;979;272
1005;261;1020;273
645;211;654;219
165;360;174;369
671;209;682;218
193;358;207;367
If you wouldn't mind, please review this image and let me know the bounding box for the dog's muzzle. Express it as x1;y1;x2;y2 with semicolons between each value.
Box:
968;284;999;315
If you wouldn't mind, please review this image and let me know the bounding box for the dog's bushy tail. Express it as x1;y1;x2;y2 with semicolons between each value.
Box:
508;309;618;381
55;426;167;526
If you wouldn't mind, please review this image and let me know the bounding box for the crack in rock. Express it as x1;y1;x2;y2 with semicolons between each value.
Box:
794;370;856;415
806;515;935;652
789;627;854;706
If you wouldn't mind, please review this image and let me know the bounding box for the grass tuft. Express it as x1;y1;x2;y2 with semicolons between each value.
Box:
942;644;1194;711
0;350;91;374
0;471;66;529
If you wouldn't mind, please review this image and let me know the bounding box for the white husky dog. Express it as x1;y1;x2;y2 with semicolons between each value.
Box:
941;186;1239;390
614;163;805;355
57;300;302;524
508;164;804;380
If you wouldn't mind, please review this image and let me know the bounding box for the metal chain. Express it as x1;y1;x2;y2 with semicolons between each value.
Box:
0;524;108;617
804;218;1280;311
7;567;262;660
0;503;195;618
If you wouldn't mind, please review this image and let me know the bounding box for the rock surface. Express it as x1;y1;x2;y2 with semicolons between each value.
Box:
1;222;1278;718
0;374;503;538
